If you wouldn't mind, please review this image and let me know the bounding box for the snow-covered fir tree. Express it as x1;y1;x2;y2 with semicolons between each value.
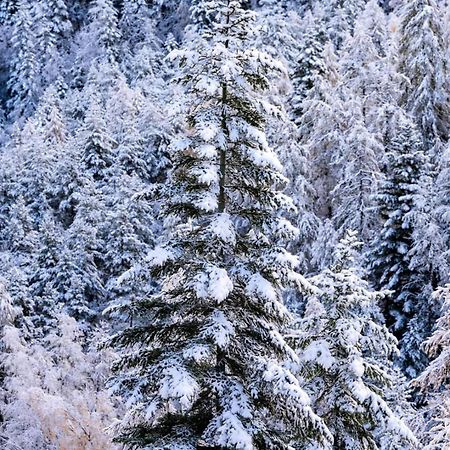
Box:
299;42;341;220
43;0;72;40
78;94;116;184
400;164;449;377
7;0;40;121
51;189;106;322
290;9;326;120
319;0;367;48
292;230;417;450
88;0;121;63
106;1;332;448
397;0;450;156
331;95;383;241
339;3;399;134
369;113;424;333
414;283;450;449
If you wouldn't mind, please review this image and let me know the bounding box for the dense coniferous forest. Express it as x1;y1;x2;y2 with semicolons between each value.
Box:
0;0;449;448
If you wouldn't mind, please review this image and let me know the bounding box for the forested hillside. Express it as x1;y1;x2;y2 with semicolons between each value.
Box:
0;0;449;449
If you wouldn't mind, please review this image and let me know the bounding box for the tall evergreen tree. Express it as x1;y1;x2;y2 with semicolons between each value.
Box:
398;0;450;156
292;231;417;450
188;0;217;33
14;119;56;228
400;165;449;376
331;95;383;240
28;213;64;328
119;0;149;47
78;95;116;184
7;0;39;120
51;190;106;322
44;0;72;39
290;10;326;120
368;112;428;372
415;283;450;449
107;1;331;448
89;0;121;63
339;5;398;134
299;42;341;220
319;0;367;48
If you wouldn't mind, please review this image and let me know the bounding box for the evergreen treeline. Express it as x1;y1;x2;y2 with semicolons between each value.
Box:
0;0;449;448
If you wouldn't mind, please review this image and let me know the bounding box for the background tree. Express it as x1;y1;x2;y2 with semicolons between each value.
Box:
397;0;450;157
369;113;424;336
414;283;450;448
292;230;417;449
7;0;40;121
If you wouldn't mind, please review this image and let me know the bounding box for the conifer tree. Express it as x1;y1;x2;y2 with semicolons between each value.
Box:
188;0;217;33
49;134;92;227
293;231;417;450
254;0;301;69
339;5;397;133
277;119;320;272
398;0;450;156
252;3;322;271
120;0;150;51
103;185;154;311
435;144;450;274
0;255;34;329
320;0;367;48
0;280;17;328
369;112;425;343
107;2;331;448
89;0;121;63
28;214;64;327
78;95;116;184
310;219;338;272
43;0;72;39
331;95;383;240
33;1;58;69
299;42;341;220
400;167;449;376
51;191;106;322
34;85;68;149
290;10;326;120
357;0;389;56
7;0;39;120
415;283;450;449
15;118;57;228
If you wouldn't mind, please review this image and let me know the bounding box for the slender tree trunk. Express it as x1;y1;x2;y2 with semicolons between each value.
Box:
218;4;230;215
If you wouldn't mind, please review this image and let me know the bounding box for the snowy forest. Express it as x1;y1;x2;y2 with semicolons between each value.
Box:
1;0;450;448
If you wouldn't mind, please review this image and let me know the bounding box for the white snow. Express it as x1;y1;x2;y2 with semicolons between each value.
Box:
198;123;220;142
263;361;311;406
214;412;254;450
246;273;277;303
351;380;370;403
183;344;212;364
193;164;219;185
159;366;200;412
145;246;175;267
194;266;233;303
209;213;236;245
197;144;217;158
301;340;336;370
201;310;235;349
194;192;219;212
349;357;365;377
